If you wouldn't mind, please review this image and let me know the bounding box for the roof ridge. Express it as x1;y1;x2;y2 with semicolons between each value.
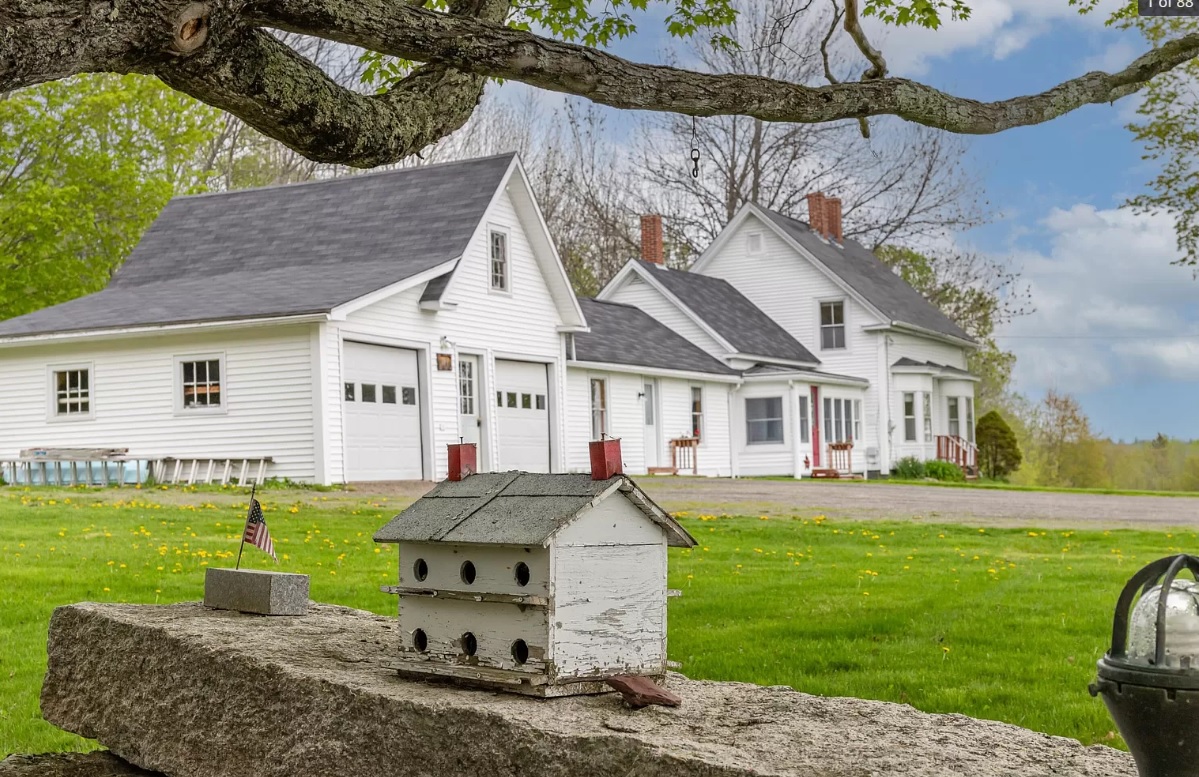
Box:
174;152;519;202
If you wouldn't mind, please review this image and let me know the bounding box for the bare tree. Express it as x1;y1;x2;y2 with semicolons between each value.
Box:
637;0;986;253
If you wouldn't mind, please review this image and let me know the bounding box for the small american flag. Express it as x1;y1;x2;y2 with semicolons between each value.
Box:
242;498;276;561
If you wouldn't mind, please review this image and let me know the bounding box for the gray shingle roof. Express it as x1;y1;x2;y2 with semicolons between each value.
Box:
742;363;869;384
892;358;976;378
0;154;517;337
635;261;819;364
573;299;738;376
373;472;695;548
755;208;974;344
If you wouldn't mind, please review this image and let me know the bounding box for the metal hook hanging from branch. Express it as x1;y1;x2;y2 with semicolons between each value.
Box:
690;116;700;179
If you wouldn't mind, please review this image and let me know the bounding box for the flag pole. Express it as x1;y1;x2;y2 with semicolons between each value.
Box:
236;482;257;571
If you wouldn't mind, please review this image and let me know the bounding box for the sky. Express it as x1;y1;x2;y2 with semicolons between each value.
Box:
502;0;1198;442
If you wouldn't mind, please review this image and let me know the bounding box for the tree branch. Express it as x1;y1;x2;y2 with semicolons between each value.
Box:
249;0;1199;135
841;0;887;80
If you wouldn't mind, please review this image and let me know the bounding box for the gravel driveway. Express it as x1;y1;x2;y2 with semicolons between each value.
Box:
353;477;1199;530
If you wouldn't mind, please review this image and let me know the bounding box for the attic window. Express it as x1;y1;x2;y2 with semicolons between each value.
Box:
490;230;509;291
746;232;763;254
820;301;846;350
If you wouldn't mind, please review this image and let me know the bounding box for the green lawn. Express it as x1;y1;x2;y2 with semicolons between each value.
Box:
1;485;1188;756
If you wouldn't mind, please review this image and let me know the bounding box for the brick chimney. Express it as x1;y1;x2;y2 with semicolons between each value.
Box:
824;197;843;242
806;192;827;237
640;214;664;265
589;437;623;480
447;442;477;482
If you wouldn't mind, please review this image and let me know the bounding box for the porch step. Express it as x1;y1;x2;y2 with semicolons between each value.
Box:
647;467;679;476
810;469;841;479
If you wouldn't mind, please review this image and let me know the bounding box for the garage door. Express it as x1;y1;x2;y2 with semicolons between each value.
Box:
495;360;550;472
343;341;422;481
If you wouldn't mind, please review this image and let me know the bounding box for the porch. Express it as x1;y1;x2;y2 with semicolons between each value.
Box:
936;435;979;479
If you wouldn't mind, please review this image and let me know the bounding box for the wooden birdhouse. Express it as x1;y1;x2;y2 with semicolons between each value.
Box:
373;438;696;697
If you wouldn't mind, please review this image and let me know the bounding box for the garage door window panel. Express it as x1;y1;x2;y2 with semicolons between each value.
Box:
361;384;377;403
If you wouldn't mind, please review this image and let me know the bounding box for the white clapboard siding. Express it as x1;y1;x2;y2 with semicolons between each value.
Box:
550;498;668;678
605;274;728;359
0;325;317;479
731;382;799;477
658;379;732;477
562;368;645;474
336;186;568;481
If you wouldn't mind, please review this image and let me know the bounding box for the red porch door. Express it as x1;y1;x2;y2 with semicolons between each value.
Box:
810;386;821;468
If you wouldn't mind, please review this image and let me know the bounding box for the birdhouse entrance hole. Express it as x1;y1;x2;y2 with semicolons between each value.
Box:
412;629;428;653
511;639;529;665
460;561;476;585
514;562;530;587
461;632;478;656
413;558;428;582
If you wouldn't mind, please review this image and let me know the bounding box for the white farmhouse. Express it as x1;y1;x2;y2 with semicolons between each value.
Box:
599;205;979;478
0;154;585;484
373;440;696;696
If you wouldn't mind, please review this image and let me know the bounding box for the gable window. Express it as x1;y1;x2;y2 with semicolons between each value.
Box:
690;386;704;440
52;367;91;417
798;395;810;444
820;301;846;350
903;393;917;442
922;393;932;442
490;230;509;291
746;232;763;254
590;378;607;439
179;357;223;410
746;397;784;445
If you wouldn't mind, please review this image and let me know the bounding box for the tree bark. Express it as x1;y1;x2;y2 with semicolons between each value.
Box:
3;0;1197;168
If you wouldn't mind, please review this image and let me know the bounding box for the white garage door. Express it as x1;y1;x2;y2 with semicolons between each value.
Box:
495;360;550;472
343;341;423;481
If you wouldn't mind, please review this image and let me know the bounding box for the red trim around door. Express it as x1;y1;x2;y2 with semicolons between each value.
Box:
810;386;821;468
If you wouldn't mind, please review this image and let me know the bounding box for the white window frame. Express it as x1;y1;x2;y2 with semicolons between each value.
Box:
47;363;95;422
798;395;810;444
965;397;976;443
903;392;917;442
174;353;228;415
590;377;608;439
488;227;511;294
745;396;785;446
822;396;857;444
922;392;932;443
819;299;847;351
948;397;961;438
690;385;704;441
458;358;475;416
746;232;763;255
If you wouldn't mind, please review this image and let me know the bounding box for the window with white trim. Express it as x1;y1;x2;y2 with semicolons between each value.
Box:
966;397;975;443
822;397;856;443
820;301;846;350
798;395;810;444
490;230;508;291
948;397;960;437
854;399;862;442
690;386;704;440
903;393;917;442
181;358;222;409
746;232;763;254
53;368;91;417
922;393;932;442
590;378;607;439
746;397;784;445
458;359;475;415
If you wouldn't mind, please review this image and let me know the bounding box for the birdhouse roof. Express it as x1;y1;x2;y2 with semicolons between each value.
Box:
373;472;695;548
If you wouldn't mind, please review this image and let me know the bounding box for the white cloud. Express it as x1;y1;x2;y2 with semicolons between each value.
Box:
867;0;1129;76
997;204;1199;394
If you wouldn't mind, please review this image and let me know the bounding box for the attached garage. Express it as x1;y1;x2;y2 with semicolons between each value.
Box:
343;341;423;481
494;359;551;472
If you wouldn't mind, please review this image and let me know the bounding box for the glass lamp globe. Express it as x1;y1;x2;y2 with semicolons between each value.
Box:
1127;578;1199;670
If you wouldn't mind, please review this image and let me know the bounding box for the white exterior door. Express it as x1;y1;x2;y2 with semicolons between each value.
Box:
495;359;550;472
643;379;660;469
343;341;423;481
458;354;481;447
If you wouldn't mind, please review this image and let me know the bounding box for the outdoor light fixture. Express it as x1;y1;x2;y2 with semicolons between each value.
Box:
1090;554;1199;777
